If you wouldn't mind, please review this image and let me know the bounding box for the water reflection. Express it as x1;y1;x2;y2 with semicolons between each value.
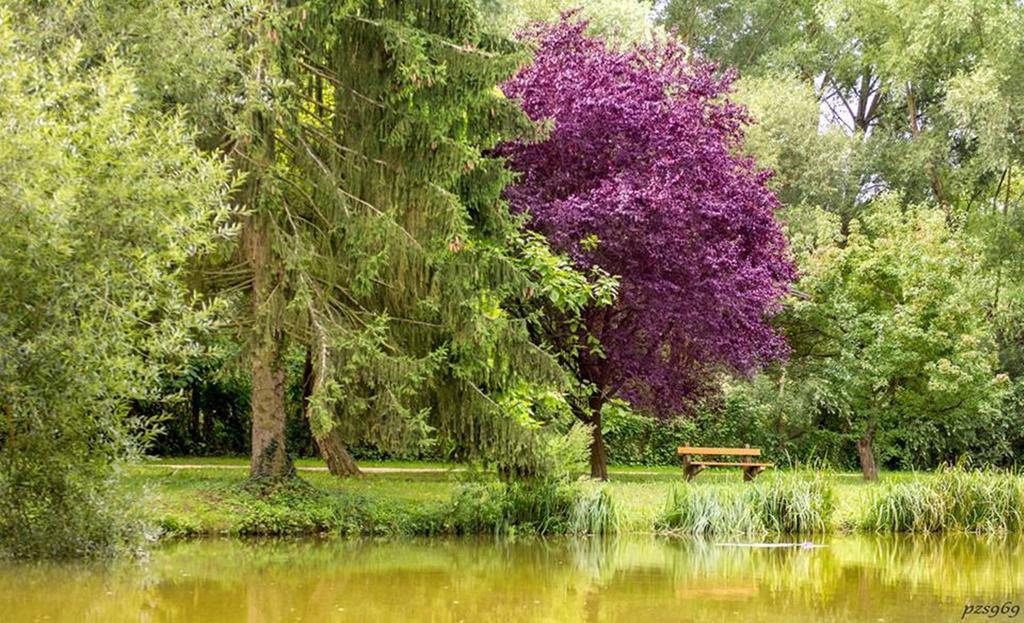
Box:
2;535;1021;622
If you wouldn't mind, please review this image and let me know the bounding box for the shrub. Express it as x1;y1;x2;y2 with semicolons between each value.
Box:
0;460;142;558
441;482;517;535
0;9;232;558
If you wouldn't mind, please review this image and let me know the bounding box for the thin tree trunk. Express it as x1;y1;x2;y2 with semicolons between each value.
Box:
906;83;948;208
857;423;878;481
190;383;202;446
5;403;13;451
247;212;294;481
587;393;609;481
301;348;361;477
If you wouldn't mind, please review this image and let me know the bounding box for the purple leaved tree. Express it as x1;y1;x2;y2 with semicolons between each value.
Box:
499;18;796;479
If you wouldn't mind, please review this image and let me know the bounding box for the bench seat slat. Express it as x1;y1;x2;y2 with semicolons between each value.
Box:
677;446;761;457
690;461;773;468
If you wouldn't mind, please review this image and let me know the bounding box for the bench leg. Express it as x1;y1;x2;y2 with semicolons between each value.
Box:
684;463;704;481
743;466;765;482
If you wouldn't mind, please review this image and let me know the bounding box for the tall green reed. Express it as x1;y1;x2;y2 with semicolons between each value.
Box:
442;478;620;536
861;467;1023;533
657;471;835;537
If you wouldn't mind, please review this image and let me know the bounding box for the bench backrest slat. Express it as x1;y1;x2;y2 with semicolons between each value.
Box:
677;446;761;457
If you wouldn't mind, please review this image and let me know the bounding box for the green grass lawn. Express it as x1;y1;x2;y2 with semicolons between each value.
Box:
129;458;903;538
142;456;459;470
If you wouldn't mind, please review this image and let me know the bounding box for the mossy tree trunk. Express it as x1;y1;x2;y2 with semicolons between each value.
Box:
315;428;362;477
246;213;294;481
236;18;294;482
246;209;294;481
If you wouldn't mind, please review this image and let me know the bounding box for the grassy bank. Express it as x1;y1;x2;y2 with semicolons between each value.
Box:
133;466;629;539
130;459;1024;540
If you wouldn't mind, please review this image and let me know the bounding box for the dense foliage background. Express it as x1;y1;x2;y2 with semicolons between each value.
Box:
108;0;1024;471
134;0;1024;473
4;0;1024;557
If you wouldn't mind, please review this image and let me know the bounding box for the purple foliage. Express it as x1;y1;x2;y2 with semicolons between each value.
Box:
499;18;796;416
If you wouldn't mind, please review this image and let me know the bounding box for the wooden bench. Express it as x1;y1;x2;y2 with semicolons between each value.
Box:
677;446;773;481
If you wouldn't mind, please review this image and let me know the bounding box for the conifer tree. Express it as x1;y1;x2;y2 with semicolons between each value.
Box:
233;0;564;479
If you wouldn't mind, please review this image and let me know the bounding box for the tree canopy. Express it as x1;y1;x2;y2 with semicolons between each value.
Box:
779;197;1006;477
662;0;1024;477
498;18;794;477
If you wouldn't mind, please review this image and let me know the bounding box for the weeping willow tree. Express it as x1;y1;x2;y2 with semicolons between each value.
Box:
232;0;568;480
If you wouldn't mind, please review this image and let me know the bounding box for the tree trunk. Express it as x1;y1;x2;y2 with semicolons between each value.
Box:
250;338;293;480
587;393;608;481
857;423;878;481
301;348;361;477
247;212;294;481
316;428;362;477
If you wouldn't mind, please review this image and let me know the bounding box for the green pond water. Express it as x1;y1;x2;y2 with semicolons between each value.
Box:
2;535;1022;622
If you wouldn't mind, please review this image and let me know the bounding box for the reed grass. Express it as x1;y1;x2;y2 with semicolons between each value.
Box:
569;483;620;535
657;471;835;536
442;479;621;536
861;467;1024;533
755;471;836;533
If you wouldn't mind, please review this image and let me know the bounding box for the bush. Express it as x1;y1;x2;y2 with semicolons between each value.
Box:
0;459;141;559
600;398;853;469
601;401;699;466
0;10;232;558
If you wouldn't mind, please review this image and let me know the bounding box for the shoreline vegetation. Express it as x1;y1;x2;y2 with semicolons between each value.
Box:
133;462;1024;544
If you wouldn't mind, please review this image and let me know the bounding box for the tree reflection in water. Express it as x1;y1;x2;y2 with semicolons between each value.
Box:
1;535;1021;622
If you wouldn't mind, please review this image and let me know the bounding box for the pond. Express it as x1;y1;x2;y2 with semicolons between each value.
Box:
2;535;1022;622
